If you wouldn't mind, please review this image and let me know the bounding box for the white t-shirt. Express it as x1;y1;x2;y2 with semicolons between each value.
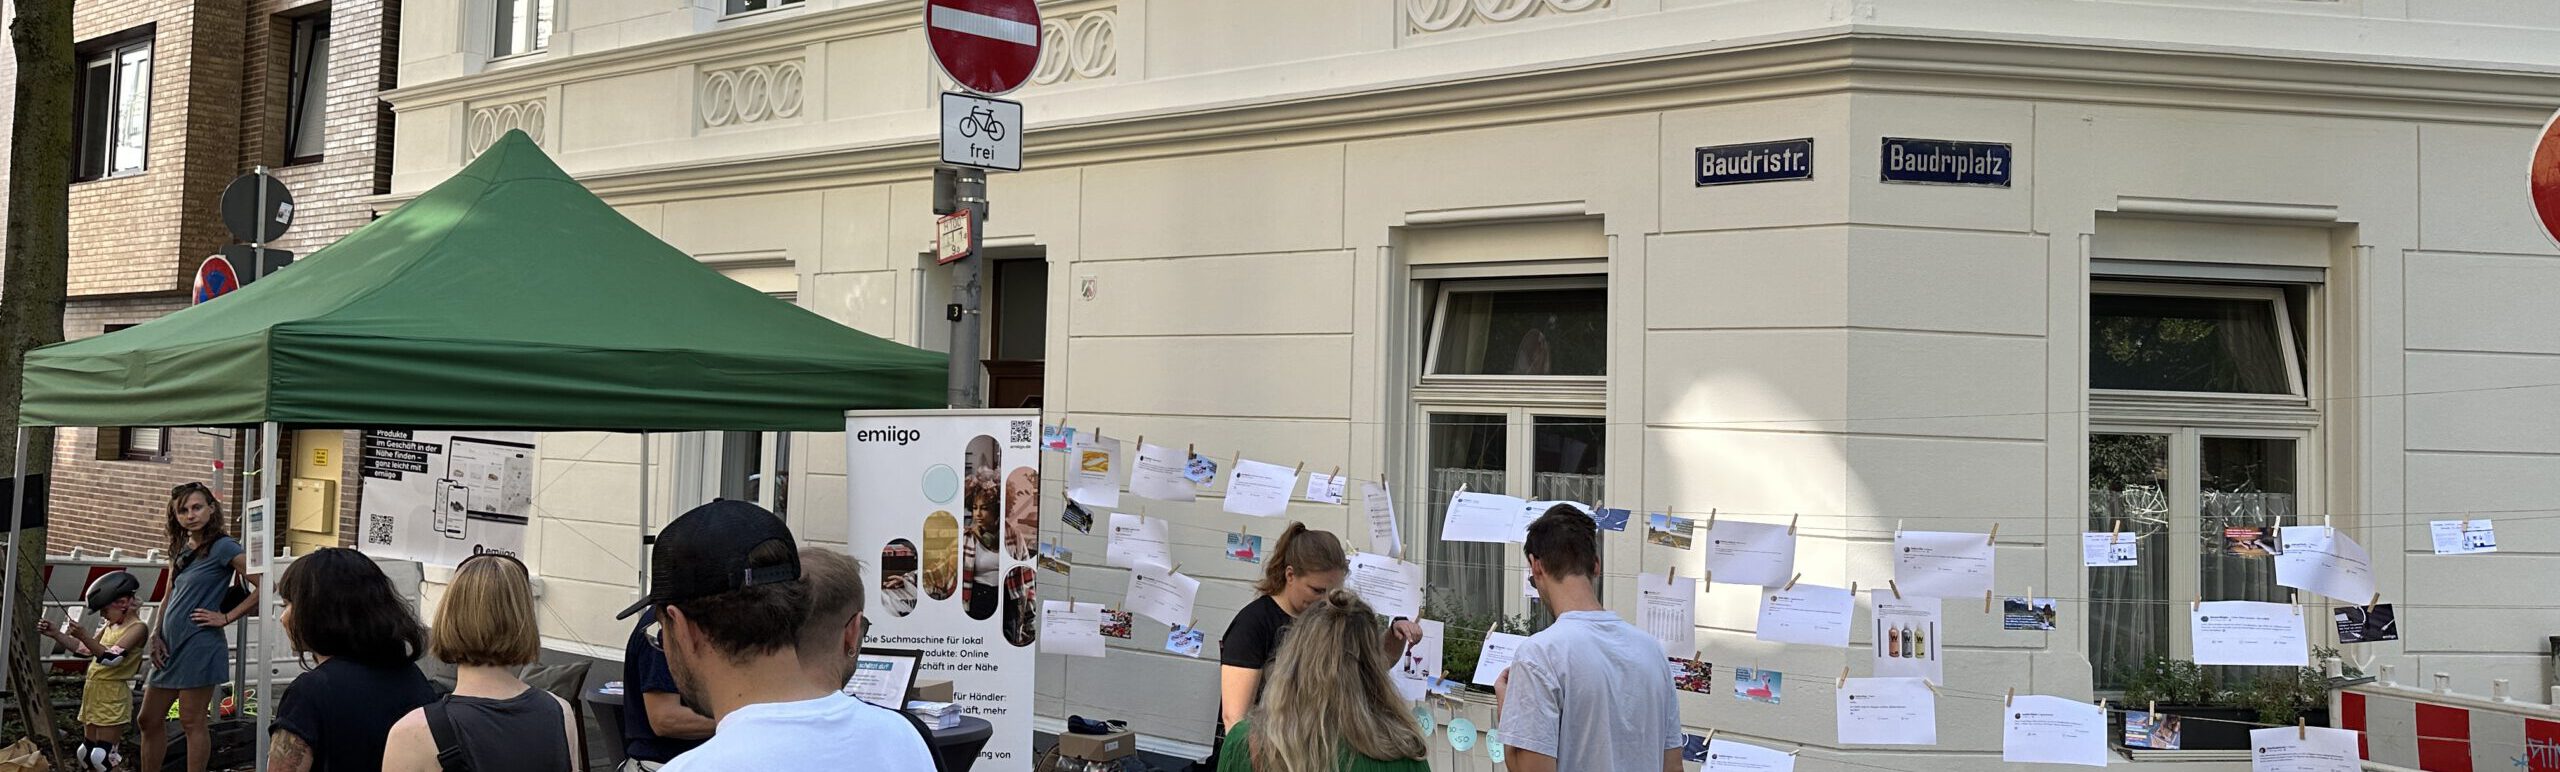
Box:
1496;610;1683;772
661;693;938;772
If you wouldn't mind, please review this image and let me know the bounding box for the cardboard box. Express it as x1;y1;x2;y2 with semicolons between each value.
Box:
907;679;953;704
1055;730;1136;761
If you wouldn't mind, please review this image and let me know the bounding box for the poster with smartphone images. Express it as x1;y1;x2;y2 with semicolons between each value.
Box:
356;430;535;567
847;410;1040;770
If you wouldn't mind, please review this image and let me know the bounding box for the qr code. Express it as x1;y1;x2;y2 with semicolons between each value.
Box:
1009;420;1034;445
365;513;395;545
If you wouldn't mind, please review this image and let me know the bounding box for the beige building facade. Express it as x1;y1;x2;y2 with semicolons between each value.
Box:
386;1;2560;768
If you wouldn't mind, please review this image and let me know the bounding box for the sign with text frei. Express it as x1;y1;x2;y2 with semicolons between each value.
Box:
847;410;1041;770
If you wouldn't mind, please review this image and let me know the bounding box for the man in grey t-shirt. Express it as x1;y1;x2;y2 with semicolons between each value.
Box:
1496;505;1684;772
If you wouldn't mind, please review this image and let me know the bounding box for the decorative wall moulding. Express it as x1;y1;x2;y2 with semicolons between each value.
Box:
1029;9;1117;86
702;59;807;128
1405;0;1608;35
467;98;547;157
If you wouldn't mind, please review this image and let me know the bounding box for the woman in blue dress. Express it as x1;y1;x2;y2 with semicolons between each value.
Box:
138;482;260;772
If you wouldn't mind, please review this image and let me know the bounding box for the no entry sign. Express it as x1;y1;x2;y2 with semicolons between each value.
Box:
926;0;1041;95
2533;108;2560;249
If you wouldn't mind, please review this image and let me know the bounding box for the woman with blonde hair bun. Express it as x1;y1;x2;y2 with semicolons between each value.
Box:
1218;589;1427;772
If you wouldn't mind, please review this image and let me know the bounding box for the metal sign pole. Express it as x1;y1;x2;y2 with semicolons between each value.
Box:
252;166;270;278
947;169;988;409
251;422;279;768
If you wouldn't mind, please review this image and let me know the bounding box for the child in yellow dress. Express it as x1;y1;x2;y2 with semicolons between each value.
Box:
38;571;149;772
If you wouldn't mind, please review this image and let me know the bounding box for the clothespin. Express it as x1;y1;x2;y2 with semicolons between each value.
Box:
2147;700;2155;718
1666;567;1677;587
2298;717;2306;740
1789;749;1802;758
1134;435;1144;449
1849;581;1858;597
1788;513;1798;535
2004;688;2014;707
2110;520;2124;545
1694;650;1703;662
2366;593;2380;612
1838;665;1850;684
1707;509;1718;529
1923;680;1939;696
1984;591;1994;614
1889;580;1902;599
1895;519;1905;539
1170;563;1183;575
1987;523;1999;544
2192;594;2201;613
1782;573;1802;591
1293;462;1305;478
1704;729;1717;748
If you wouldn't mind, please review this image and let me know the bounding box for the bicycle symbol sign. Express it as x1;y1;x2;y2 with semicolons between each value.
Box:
940;92;1022;171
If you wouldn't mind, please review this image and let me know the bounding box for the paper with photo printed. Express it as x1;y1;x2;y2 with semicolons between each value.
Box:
1441;491;1532;544
2002;695;2108;767
1362;481;1402;558
2191;600;2308;667
2429;519;2497;555
1123;562;1199;627
2274;526;2375;604
2248;726;2361;772
1870;592;1942;684
2082;532;2140;567
1391;619;1444;703
1836;677;1937;746
1347;552;1424;621
1305;472;1346;504
1041;601;1105;657
1470;631;1530;686
1638;573;1698;656
1704;738;1796;772
1068;434;1120;508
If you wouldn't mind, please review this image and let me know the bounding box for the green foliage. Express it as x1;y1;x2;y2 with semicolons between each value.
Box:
2116;650;2353;725
1422;586;1530;685
2116;653;2222;706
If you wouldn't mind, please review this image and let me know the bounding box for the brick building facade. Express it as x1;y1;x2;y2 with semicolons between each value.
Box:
0;0;398;556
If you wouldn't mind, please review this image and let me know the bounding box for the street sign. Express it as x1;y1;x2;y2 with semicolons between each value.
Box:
937;208;974;264
194;255;240;305
2531;108;2560;249
1696;139;1815;186
220;171;295;243
925;0;1042;96
941;92;1022;171
1879;137;2012;187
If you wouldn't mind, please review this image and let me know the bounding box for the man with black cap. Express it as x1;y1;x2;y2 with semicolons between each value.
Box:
618;500;936;771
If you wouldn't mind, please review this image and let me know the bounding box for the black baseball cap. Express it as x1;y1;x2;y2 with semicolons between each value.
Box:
615;499;801;620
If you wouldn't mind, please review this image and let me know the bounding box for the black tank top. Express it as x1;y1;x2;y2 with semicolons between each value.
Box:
433;688;574;772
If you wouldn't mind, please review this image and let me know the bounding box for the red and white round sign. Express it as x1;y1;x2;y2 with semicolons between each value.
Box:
926;0;1042;96
2532;107;2560;249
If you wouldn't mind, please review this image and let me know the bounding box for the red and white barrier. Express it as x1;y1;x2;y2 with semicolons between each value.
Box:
2334;666;2560;772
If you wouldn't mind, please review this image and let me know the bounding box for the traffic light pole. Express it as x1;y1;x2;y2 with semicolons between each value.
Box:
947;168;988;409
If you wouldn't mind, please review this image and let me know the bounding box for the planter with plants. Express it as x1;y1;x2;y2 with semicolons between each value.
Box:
2114;650;2352;751
1421;587;1532;690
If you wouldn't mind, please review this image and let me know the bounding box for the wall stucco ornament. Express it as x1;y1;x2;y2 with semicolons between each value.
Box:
1029;10;1116;86
467;98;546;157
1405;0;1607;34
702;59;806;128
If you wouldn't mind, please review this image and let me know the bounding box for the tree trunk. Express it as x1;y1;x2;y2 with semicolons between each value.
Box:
3;0;76;765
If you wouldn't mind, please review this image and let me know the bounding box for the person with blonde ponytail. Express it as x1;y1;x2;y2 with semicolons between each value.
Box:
1204;523;1419;771
1217;590;1427;772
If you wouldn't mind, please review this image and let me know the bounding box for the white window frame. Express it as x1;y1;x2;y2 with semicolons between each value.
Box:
2086;276;2331;698
76;39;153;180
1406;270;1609;627
2089;281;2306;403
721;0;805;20
492;0;552;59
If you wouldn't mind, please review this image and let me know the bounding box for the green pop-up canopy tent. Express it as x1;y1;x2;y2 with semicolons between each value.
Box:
19;131;946;431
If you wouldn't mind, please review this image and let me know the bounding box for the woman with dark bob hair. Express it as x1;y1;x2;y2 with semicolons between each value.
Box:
268;548;439;772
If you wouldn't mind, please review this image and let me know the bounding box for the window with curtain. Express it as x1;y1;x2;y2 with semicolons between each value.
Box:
1415;276;1606;633
2087;280;2316;692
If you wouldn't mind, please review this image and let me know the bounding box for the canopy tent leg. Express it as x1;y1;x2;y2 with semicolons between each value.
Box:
637;434;650;599
252;422;279;769
0;427;25;694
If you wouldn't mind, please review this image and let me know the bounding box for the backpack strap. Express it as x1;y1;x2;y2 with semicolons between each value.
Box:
896;707;949;772
423;700;475;772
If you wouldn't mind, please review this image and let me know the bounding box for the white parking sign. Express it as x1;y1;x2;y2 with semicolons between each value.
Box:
941;92;1021;171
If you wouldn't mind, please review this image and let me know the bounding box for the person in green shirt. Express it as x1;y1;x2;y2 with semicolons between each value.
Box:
1218;590;1428;772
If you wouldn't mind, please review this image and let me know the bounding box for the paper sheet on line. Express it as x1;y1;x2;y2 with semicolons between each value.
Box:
1391;619;1444;702
1441;491;1532;543
1471;631;1531;686
1869;591;1943;685
1893;531;1996;598
1703;738;1796;772
2273;526;2376;604
1223;458;1297;517
2002;694;2108;766
1756;583;1854;647
1106;512;1172;572
1362;481;1402;558
1705;520;1797;587
1346;553;1424;621
1129;442;1196;502
1638;573;1698;656
1305;472;1347;505
1067;434;1120;508
1041;601;1106;658
2248;726;2361;772
2191;600;2308;667
1835;677;1937;746
2081;532;2140;567
1123;563;1199;627
2428;519;2497;555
